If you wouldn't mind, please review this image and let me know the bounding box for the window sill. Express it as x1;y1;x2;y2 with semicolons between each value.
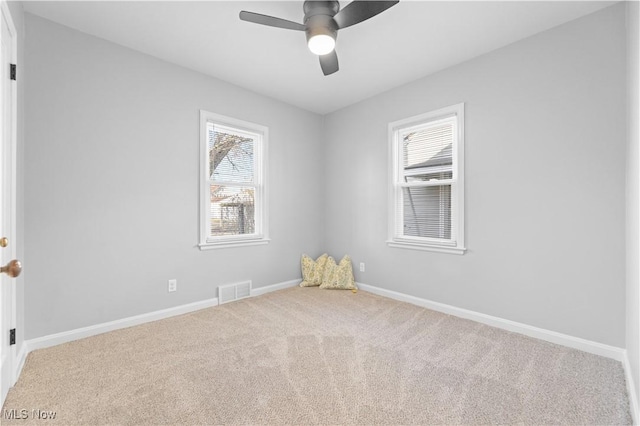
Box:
387;240;466;255
199;238;270;250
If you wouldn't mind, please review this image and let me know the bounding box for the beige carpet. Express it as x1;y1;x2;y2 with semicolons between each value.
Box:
2;287;632;425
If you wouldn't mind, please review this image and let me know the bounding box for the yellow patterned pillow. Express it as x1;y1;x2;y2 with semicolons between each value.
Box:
300;253;329;287
319;255;357;290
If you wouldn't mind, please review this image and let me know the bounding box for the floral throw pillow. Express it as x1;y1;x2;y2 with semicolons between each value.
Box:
300;253;329;287
319;255;357;290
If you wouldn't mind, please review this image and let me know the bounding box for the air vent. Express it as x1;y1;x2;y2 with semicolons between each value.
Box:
218;280;252;305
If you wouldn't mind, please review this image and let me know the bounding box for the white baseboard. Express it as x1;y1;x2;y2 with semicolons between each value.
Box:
13;342;27;385
26;297;218;353
251;279;300;297
357;282;625;361
25;278;301;355
623;350;639;425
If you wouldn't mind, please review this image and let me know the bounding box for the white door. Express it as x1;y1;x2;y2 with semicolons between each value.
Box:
0;1;18;407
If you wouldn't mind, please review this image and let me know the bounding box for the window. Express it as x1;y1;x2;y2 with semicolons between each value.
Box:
388;104;465;254
199;111;268;249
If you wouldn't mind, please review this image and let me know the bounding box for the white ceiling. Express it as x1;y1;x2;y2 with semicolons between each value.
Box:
23;1;615;114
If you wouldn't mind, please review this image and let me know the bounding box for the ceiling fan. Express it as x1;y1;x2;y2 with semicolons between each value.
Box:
239;1;399;76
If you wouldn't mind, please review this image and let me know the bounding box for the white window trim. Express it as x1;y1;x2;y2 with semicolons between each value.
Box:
387;103;466;255
199;110;269;250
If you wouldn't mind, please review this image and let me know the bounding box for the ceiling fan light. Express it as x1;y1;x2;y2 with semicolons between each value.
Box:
308;34;335;56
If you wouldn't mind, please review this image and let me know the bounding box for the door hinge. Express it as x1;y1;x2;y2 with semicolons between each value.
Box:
10;64;16;81
9;328;15;345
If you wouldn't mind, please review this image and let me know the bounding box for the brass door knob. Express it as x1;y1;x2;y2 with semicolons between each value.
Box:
1;259;21;278
0;237;7;248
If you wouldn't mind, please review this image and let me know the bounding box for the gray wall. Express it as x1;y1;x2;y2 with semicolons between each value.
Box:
323;4;627;346
24;14;325;339
626;0;640;414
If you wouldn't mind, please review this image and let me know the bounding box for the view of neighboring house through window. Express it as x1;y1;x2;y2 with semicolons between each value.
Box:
388;104;465;254
199;111;268;249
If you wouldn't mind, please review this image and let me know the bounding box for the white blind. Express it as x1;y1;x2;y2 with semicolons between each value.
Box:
401;186;452;239
396;116;456;241
208;123;258;238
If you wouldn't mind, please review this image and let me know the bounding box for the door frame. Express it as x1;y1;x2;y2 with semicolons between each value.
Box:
0;0;18;406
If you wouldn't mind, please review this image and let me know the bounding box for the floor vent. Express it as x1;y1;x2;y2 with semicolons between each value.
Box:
218;280;252;305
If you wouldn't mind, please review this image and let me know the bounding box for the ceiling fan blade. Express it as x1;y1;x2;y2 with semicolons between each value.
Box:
334;1;399;29
319;50;339;76
239;11;306;31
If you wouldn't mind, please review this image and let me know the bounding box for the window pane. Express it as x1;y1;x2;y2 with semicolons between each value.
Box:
402;185;451;239
210;185;255;237
208;124;254;183
402;121;453;180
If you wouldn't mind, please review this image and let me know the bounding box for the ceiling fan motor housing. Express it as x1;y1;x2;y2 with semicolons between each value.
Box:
305;15;338;44
303;1;340;18
304;1;339;44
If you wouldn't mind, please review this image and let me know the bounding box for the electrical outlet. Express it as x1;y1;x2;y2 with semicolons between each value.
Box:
359;263;365;272
168;279;177;292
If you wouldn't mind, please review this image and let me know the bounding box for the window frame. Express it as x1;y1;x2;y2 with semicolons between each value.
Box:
199;110;269;250
387;103;465;255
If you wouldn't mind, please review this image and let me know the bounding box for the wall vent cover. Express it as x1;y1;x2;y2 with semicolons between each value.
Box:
218;280;252;305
